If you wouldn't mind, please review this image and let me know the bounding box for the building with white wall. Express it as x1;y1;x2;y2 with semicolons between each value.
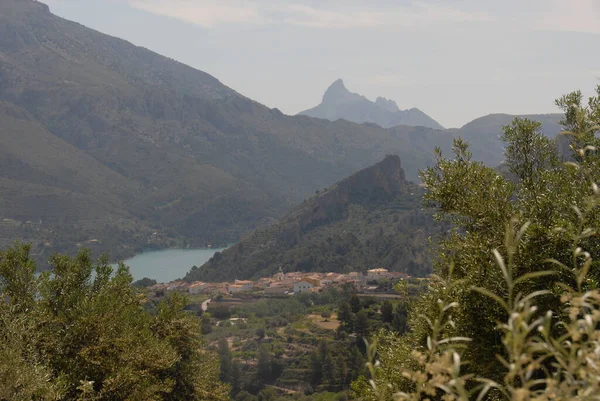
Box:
293;280;315;294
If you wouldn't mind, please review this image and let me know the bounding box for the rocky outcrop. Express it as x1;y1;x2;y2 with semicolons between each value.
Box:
299;79;444;130
375;97;400;113
283;155;407;231
183;155;434;282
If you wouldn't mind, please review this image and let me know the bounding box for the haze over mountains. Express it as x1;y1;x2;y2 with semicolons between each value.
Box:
0;0;565;266
299;79;444;130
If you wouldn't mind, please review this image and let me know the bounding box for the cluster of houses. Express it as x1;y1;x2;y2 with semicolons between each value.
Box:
147;268;409;297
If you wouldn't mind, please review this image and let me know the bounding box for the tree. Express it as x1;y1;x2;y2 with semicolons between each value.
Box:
322;350;336;389
256;326;266;341
230;360;242;396
0;301;64;400
218;337;233;383
201;313;213;334
317;339;329;359
355;86;600;398
133;277;157;287
321;311;331;321
153;293;230;401
380;300;393;323
347;346;366;383
258;387;277;401
340;282;357;300
391;303;407;333
256;345;272;383
310;349;323;386
349;295;361;314
235;391;258;401
337;302;353;328
354;310;370;339
0;244;229;401
320;348;349;391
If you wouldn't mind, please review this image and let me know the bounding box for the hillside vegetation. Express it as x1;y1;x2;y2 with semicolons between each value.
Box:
0;243;229;400
203;288;414;400
186;156;443;282
353;87;600;400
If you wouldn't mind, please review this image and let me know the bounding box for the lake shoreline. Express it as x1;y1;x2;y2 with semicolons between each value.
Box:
111;246;222;264
115;247;228;283
107;239;231;266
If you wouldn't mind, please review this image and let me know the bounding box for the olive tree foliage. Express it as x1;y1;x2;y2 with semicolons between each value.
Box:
352;86;600;400
0;245;229;401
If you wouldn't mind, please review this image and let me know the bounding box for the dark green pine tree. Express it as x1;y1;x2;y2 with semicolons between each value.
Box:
349;294;361;314
310;349;323;387
218;337;233;383
256;345;272;384
381;300;394;323
354;310;370;339
391;303;408;333
338;302;354;329
230;360;242;396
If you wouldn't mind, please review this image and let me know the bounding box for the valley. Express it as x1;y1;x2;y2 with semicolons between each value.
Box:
138;266;426;399
1;1;599;400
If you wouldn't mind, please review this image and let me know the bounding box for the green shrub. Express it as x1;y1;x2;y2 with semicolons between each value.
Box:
0;246;229;400
354;86;600;400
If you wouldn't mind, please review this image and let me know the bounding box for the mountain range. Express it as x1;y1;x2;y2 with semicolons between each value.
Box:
299;79;444;130
0;0;565;266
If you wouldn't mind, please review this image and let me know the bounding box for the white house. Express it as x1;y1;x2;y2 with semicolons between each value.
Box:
293;280;315;294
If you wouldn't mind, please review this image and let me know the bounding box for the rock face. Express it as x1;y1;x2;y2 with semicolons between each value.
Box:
185;155;439;282
375;97;400;113
299;79;444;130
285;155;407;231
322;79;356;104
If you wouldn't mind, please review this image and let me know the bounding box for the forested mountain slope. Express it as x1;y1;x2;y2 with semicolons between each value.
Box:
185;156;443;282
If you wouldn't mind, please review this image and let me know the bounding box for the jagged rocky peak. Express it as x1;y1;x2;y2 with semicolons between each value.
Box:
375;96;400;113
299;79;443;130
322;79;354;103
339;154;406;197
32;0;50;10
278;154;407;236
280;154;407;237
319;154;407;206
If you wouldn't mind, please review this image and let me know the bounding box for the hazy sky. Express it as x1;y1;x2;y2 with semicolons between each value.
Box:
46;0;600;128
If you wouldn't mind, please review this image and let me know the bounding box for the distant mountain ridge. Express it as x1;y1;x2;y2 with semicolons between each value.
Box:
299;79;444;130
185;155;440;282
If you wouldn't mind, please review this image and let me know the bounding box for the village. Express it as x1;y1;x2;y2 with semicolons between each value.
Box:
146;268;411;298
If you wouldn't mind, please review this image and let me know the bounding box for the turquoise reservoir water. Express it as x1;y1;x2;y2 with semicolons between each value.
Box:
116;248;226;283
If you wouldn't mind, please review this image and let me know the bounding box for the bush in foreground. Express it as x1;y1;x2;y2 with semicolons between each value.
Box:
0;246;229;401
353;88;600;400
